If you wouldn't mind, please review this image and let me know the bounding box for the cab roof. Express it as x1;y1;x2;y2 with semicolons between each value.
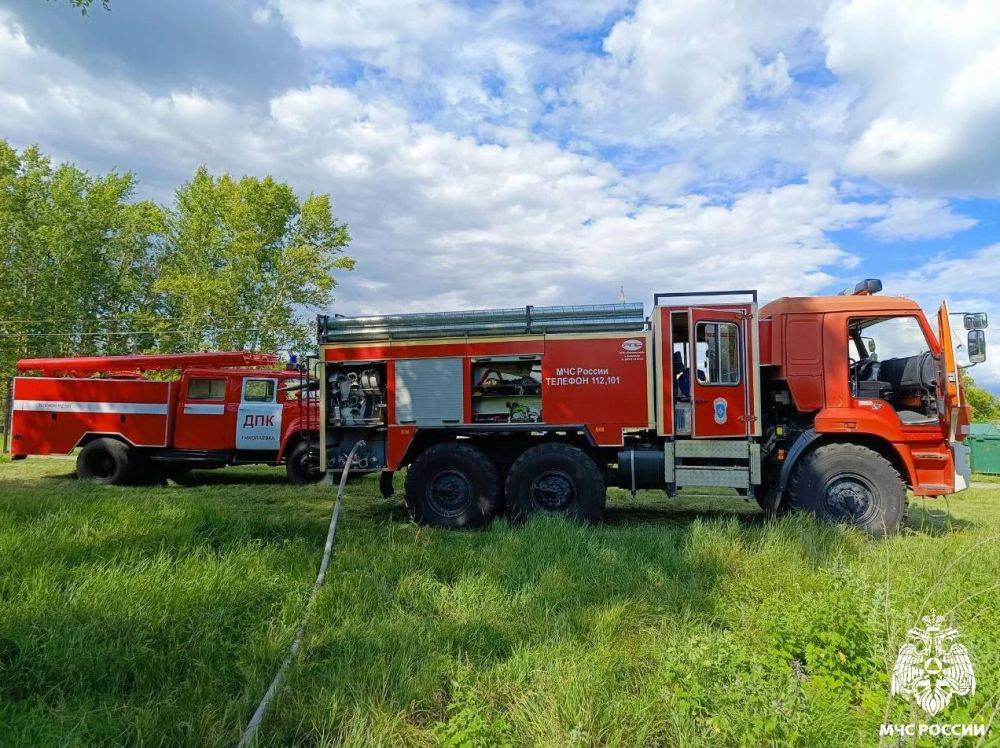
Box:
759;295;922;319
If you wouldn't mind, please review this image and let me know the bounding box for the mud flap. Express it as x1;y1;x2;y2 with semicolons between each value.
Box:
379;470;395;498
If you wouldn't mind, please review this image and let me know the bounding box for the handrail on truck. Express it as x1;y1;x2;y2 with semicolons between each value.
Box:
653;289;758;306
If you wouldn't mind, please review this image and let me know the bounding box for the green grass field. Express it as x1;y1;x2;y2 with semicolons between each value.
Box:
0;457;997;746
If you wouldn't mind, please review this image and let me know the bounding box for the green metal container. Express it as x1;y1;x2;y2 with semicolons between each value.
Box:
968;423;1000;475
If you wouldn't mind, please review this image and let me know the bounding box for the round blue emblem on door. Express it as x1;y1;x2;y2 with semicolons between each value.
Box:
713;397;728;425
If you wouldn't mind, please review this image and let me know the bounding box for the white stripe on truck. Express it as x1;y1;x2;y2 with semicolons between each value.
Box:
12;400;169;415
182;403;226;415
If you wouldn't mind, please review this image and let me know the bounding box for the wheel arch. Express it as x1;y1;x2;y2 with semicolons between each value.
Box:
278;428;316;463
779;429;913;494
75;432;138;450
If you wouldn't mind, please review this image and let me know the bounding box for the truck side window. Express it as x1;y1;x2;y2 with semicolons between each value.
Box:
848;316;937;424
695;322;740;385
244;379;276;403
188;378;226;400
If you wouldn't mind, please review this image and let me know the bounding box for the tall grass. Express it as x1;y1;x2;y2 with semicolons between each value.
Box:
0;459;997;746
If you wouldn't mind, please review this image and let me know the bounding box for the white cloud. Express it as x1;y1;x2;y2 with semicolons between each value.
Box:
865;198;977;240
560;0;828;137
0;10;883;318
1;4;996;395
824;0;1000;194
269;0;465;54
884;244;1000;387
266;0;1000;199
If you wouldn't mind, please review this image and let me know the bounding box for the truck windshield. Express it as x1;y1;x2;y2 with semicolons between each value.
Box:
848;316;938;425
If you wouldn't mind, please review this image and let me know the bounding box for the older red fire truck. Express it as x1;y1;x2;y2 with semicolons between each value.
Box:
7;352;321;485
307;282;987;534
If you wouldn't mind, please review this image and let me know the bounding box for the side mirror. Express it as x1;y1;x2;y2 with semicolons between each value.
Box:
964;313;989;330
863;336;877;354
968;329;987;364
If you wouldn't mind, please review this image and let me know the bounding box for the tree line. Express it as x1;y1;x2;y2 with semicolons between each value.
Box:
0;139;352;420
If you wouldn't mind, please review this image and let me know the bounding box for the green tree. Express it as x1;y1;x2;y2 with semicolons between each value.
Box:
962;372;1000;423
52;0;110;14
153;167;353;354
0;140;164;380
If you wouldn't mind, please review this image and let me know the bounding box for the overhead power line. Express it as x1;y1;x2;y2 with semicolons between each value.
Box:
2;328;262;337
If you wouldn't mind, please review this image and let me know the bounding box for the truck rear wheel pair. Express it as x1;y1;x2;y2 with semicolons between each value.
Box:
404;442;605;528
788;443;907;535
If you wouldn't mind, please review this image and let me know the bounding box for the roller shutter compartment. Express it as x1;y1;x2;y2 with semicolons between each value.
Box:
394;357;464;425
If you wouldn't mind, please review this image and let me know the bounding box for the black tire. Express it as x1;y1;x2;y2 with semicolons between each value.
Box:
76;438;137;486
286;441;325;485
404;442;501;528
788;443;907;536
504;443;605;523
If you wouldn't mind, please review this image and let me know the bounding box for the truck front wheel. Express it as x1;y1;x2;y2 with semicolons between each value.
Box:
788;443;907;535
505;443;606;523
404;442;501;529
76;438;137;486
286;441;324;485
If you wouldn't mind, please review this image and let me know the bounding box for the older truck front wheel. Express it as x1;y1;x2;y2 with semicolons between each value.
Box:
286;441;324;485
788;443;907;535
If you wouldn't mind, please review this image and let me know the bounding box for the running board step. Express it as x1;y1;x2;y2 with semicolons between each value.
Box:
675;466;750;490
674;440;750;459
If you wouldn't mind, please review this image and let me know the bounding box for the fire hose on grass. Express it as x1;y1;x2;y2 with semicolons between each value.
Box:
238;440;365;747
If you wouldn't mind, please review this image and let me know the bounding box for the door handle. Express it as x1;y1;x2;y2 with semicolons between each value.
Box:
694;399;708;404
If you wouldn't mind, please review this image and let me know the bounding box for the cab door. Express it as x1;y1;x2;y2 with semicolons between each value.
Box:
173;375;233;450
236;377;282;451
690;307;753;438
936;301;964;432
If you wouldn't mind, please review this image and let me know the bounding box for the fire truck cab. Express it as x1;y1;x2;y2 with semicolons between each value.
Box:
310;283;986;535
7;352;321;485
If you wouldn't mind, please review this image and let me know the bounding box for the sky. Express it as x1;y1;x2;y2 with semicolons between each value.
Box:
1;0;998;388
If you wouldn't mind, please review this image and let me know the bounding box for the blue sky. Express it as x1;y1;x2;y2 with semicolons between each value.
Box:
1;0;998;387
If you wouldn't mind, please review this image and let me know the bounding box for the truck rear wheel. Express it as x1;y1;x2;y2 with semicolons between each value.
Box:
404;442;501;528
76;438;136;486
505;443;605;523
788;443;906;535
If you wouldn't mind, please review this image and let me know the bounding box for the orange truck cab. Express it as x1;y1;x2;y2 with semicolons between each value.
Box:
305;283;986;535
757;289;979;508
6;352;321;485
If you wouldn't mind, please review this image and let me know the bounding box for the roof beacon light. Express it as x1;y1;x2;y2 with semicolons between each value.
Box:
839;278;883;296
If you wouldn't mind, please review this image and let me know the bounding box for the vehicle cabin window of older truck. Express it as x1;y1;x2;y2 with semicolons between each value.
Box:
695;321;740;385
244;379;276;403
847;316;939;425
188;378;226;400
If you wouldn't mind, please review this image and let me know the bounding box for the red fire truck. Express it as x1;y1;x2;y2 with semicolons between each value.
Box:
307;282;987;534
7;352;322;485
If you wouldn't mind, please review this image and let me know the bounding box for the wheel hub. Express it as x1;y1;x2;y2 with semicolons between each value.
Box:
530;470;575;511
824;474;877;522
87;452;116;479
426;469;472;517
296;450;321;479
